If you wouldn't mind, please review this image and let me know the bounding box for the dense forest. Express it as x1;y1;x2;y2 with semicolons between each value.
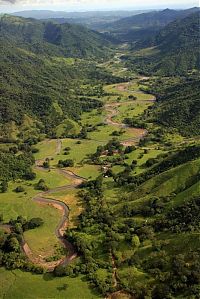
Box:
141;76;200;136
0;15;112;59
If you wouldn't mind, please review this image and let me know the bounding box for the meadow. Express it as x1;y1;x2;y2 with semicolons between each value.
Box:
0;268;102;299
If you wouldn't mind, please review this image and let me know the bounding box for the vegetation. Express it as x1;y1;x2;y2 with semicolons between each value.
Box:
0;7;200;299
0;216;44;273
0;150;35;181
100;8;199;43
142;76;200;136
123;12;200;75
0;15;124;139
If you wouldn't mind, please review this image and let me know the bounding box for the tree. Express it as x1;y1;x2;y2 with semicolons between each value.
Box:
54;265;66;277
43;159;50;168
132;235;140;251
27;218;44;229
15;186;25;193
1;181;8;193
24;171;36;180
14;223;23;234
58;159;74;168
8;237;20;252
36;179;48;191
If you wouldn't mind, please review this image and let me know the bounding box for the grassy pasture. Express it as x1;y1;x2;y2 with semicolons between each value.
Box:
0;268;102;299
0;181;62;257
54;139;102;166
81;109;105;126
34;139;58;160
55;119;80;138
69;165;100;179
34;168;71;188
0;166;74;259
113;101;152;123
117;159;200;212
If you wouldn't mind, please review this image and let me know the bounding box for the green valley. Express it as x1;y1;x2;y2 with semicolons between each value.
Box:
0;7;199;299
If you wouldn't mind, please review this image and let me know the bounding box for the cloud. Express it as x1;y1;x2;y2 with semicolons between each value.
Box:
0;0;16;3
0;0;198;9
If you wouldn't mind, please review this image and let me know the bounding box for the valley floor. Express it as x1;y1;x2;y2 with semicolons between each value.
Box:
0;77;199;299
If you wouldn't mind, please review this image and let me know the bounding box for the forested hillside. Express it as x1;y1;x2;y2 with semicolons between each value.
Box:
0;15;111;59
123;12;200;75
141;76;200;136
0;15;121;139
100;7;199;42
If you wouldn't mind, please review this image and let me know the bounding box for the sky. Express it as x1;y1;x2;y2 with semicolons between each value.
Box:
0;0;198;13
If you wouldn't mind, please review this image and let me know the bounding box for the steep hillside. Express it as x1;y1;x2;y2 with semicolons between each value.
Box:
142;76;200;136
68;144;200;298
0;15;111;59
99;7;199;42
123;12;200;75
0;15;121;140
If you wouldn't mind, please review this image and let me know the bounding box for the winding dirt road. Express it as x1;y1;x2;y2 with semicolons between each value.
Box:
104;82;156;146
105;101;148;146
22;193;78;271
21;140;87;271
11;82;155;271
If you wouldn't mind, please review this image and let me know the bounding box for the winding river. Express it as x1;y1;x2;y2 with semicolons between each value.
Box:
3;81;155;271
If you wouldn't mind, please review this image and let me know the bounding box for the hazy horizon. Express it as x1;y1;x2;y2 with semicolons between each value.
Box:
0;0;198;13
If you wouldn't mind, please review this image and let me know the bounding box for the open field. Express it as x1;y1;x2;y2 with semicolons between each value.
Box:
69;165;100;180
113;101;152;123
34;139;58;160
0;182;62;258
0;268;102;299
104;82;154;101
34;168;72;188
52;138;103;166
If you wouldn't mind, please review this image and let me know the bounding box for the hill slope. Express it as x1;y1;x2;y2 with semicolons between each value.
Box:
123;12;200;75
0;15;111;59
142;76;200;136
100;7;199;42
0;15;119;139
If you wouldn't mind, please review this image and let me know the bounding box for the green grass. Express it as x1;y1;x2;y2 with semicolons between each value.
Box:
0;268;102;299
158;232;200;255
81;109;105;127
114;101;152;123
34;168;71;188
44;188;82;228
0;181;62;258
88;124;138;143
114;147;165;175
34;139;58;160
122;158;200;211
73;165;100;179
0;165;73;259
53;138;103;167
104;82;154;101
55;119;80;138
134;46;160;57
117;266;151;288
